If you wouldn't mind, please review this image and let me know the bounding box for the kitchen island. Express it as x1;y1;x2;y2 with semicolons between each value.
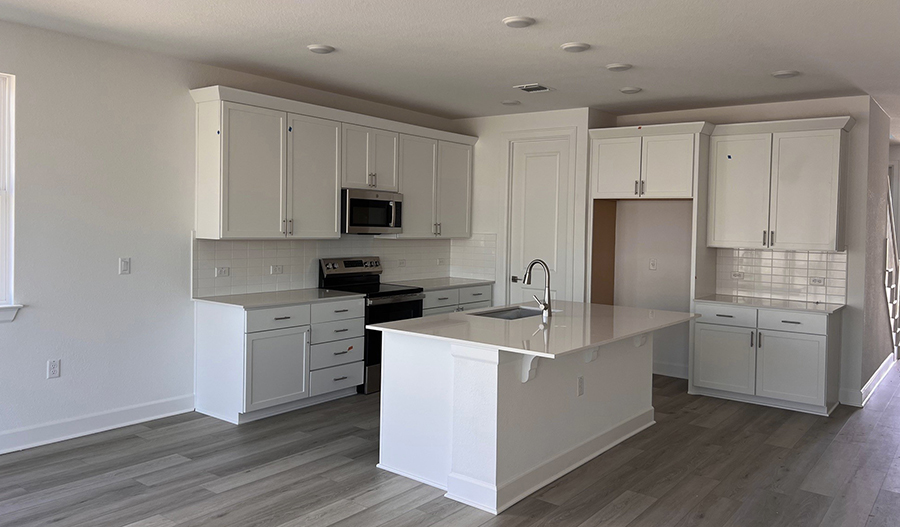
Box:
367;300;696;514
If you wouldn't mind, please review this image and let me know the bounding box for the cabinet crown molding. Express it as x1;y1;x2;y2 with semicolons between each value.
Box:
590;121;714;140
190;85;478;146
711;116;855;136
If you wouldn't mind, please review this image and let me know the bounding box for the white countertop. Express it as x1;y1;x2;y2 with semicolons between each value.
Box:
193;288;364;309
695;294;845;314
391;277;494;292
368;300;696;358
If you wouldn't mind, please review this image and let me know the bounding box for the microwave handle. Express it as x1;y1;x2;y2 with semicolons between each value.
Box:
389;201;397;227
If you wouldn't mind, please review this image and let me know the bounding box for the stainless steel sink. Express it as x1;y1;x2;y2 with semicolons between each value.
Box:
472;306;543;320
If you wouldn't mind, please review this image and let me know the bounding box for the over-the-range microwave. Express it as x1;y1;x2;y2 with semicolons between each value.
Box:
341;188;403;235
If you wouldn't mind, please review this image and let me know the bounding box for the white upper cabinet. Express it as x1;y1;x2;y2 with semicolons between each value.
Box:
436;141;473;238
398;135;438;238
707;117;852;250
221;103;287;239
286;114;341;239
342;124;399;191
707;134;773;249
590;123;711;200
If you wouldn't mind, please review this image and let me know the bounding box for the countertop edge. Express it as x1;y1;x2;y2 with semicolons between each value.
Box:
693;297;845;314
392;278;496;292
193;292;365;310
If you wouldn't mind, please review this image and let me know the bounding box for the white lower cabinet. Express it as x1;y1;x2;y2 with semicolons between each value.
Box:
245;326;310;412
693;323;756;395
756;330;826;406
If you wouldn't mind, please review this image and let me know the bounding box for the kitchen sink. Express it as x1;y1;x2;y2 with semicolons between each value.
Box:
472;306;543;320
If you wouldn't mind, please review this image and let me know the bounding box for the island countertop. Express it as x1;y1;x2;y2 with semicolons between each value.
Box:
367;300;697;358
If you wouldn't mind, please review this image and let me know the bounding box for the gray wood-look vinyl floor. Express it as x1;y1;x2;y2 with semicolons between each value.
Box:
4;369;900;527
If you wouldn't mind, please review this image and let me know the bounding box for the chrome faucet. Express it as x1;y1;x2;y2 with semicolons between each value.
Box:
522;259;552;321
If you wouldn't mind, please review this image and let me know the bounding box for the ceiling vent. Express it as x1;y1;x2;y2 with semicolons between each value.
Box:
513;83;554;93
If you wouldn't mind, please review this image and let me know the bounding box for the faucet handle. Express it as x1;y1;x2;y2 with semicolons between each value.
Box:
532;295;547;309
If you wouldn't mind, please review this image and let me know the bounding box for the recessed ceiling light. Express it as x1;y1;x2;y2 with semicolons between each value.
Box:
771;70;801;79
619;87;643;94
502;16;536;28
501;100;521;106
307;44;335;54
606;63;633;72
561;42;591;52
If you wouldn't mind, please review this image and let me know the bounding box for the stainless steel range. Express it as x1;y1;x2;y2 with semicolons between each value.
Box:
319;256;424;394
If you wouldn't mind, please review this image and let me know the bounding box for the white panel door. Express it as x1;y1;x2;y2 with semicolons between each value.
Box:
769;130;842;251
592;137;642;198
509;138;571;303
437;141;473;238
286;114;341;239
221;102;286;238
693;323;756;395
398;135;438;238
756;329;826;405
341;124;371;189
244;326;310;412
370;128;400;191
707;134;773;248
641;134;695;198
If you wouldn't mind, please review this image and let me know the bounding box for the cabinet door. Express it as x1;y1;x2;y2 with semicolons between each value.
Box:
341;124;371;189
398;135;438;238
641;134;695;198
707;134;772;248
286;114;341;239
370;128;399;191
221;103;286;238
245;326;310;412
693;323;756;395
769;130;842;251
592;137;642;198
436;141;473;238
756;330;826;406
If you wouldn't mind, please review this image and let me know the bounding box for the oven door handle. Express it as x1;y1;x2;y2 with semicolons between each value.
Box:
366;293;426;306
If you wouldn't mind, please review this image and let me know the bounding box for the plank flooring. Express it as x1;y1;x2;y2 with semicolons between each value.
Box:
3;368;900;527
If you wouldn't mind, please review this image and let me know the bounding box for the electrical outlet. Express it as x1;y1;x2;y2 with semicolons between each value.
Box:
47;359;60;379
577;376;584;397
731;271;745;280
649;258;658;271
215;267;230;278
438;258;448;266
810;276;826;286
118;257;131;275
398;259;406;268
270;265;283;275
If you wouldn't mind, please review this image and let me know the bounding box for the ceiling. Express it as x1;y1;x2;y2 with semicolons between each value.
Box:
1;0;899;137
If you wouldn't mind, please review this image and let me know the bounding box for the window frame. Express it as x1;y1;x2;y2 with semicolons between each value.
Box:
0;73;14;307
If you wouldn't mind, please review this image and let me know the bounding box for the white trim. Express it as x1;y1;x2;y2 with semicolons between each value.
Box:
712;116;855;136
589;121;714;139
0;303;21;322
691;385;834;416
653;360;689;379
0;73;13;308
377;463;448;491
0;394;194;455
861;353;896;406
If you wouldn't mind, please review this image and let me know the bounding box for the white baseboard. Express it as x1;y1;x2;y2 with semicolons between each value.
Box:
653;360;688;379
378;463;448;491
840;354;896;408
0;394;194;455
236;388;358;424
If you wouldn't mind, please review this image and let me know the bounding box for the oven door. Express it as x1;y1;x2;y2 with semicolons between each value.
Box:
342;189;403;234
361;294;424;394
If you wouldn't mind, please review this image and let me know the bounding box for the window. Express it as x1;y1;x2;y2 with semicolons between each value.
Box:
0;73;13;307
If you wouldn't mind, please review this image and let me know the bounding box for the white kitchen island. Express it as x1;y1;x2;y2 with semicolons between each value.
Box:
367;300;696;514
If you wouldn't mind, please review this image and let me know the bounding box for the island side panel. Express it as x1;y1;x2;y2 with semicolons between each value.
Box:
377;332;453;489
495;334;655;512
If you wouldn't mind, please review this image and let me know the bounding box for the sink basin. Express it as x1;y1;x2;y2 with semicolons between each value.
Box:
472;306;543;320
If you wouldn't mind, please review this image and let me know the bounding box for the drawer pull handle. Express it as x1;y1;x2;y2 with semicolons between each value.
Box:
274;316;292;321
333;376;348;381
334;328;349;333
715;314;734;318
438;297;450;301
334;309;349;313
471;293;483;296
334;350;349;355
782;320;801;325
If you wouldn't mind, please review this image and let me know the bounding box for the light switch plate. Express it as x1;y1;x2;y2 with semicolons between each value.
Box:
118;258;131;275
810;277;826;286
649;258;658;271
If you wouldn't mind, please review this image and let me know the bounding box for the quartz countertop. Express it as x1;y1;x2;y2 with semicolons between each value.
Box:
368;300;696;358
390;277;495;292
193;288;364;309
695;294;845;314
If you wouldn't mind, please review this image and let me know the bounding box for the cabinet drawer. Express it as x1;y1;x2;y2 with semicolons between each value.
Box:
424;289;459;309
693;303;757;328
460;300;492;311
459;285;492;305
246;304;311;333
311;298;365;324
310;361;364;397
758;309;827;335
310;337;365;371
311;317;365;344
424;305;458;316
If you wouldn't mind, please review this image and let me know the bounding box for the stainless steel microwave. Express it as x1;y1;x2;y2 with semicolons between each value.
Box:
341;189;403;234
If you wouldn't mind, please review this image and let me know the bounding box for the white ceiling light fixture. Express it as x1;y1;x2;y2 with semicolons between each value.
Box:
307;44;335;54
606;63;633;72
502;16;536;28
501;100;521;106
771;70;801;79
561;42;591;52
619;86;643;94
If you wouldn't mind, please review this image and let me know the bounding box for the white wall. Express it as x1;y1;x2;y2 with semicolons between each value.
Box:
0;19;461;453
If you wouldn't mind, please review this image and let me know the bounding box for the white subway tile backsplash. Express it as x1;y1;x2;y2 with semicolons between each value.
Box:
716;248;847;304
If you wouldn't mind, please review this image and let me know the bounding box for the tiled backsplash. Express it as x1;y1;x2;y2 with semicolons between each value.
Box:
716;249;847;304
192;233;498;298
